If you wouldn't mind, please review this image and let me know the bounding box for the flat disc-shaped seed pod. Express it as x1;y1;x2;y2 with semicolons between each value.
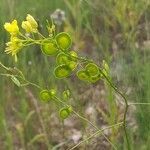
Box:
41;41;58;55
54;64;72;78
85;63;99;76
89;74;101;83
55;32;72;50
70;51;78;61
68;61;77;70
77;70;89;81
59;107;70;119
39;90;51;102
56;53;69;65
49;89;56;98
63;90;70;100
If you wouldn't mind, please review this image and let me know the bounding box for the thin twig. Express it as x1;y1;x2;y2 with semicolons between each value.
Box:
69;122;123;150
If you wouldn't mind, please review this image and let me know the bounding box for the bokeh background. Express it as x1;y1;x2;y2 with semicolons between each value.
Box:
0;0;150;149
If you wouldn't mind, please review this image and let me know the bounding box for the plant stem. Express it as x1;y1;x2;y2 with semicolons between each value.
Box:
69;122;123;150
129;102;150;105
0;61;10;71
99;70;131;150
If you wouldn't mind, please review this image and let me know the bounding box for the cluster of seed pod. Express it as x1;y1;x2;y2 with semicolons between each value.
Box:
4;16;109;120
39;88;73;119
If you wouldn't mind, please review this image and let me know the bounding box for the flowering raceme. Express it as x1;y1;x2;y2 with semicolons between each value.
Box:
4;20;19;35
3;14;39;62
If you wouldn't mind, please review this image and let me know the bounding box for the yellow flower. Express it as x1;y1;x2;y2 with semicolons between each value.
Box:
4;20;19;35
26;14;38;29
21;21;33;33
5;37;23;56
22;14;38;33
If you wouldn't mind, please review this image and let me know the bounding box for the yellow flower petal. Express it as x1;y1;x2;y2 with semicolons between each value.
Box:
22;21;33;33
26;14;38;30
4;20;19;35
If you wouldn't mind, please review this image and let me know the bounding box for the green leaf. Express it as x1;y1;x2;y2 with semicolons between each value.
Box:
54;64;72;78
85;63;99;76
41;41;58;55
77;70;89;81
39;90;51;102
11;76;21;87
28;134;45;146
55;32;72;50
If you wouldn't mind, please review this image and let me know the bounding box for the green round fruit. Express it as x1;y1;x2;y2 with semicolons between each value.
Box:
39;90;51;102
54;64;72;78
55;32;72;50
59;108;70;119
85;63;99;76
41;41;58;55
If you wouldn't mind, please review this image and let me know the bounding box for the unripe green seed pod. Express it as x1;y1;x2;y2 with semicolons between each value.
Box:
39;90;51;102
56;53;69;65
41;41;58;55
68;106;73;113
70;51;78;61
68;61;77;70
59;108;70;119
49;89;56;98
63;90;70;100
89;74;101;83
54;64;72;78
55;32;72;50
11;76;21;87
85;63;99;76
77;70;89;81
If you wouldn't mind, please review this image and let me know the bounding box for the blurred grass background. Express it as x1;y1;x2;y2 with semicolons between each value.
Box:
0;0;150;149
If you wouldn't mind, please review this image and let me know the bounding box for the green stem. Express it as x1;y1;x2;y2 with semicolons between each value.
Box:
99;69;131;150
0;61;10;71
129;102;150;105
69;122;123;150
